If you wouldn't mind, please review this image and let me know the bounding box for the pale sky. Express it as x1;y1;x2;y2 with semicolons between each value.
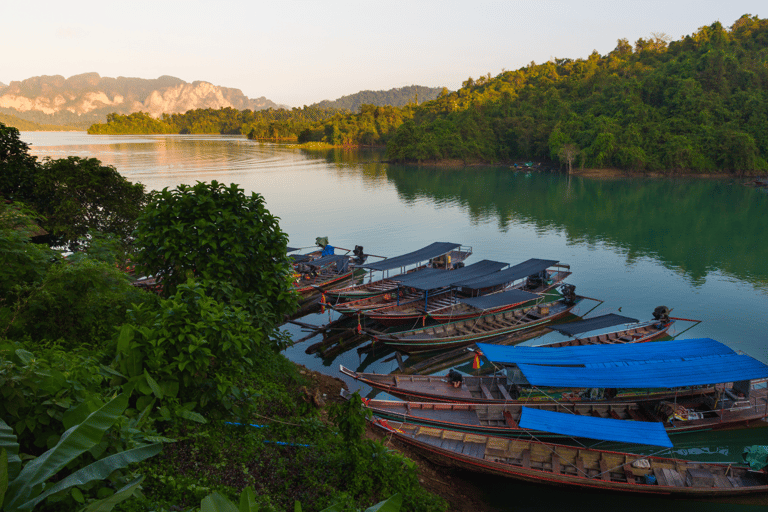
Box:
3;1;765;107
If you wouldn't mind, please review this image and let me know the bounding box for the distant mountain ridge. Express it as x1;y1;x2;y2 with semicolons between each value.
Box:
0;73;284;129
311;85;446;112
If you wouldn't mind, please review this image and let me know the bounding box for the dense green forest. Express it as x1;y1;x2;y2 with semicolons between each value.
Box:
311;85;444;112
88;105;416;147
0;122;445;512
386;15;768;173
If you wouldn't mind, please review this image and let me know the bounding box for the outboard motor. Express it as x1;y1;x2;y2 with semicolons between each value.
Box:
353;245;368;265
560;284;576;304
652;306;670;322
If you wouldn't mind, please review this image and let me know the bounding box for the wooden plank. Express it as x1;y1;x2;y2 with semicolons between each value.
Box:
521;449;531;469
503;410;518;428
623;464;635;483
479;382;494;400
663;468;685;487
552;456;561;475
626;409;645;421
498;384;513;401
575;457;585;477
599;458;610;481
653;468;670;486
713;474;733;488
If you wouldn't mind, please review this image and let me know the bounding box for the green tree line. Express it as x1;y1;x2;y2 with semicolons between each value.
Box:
386;15;768;173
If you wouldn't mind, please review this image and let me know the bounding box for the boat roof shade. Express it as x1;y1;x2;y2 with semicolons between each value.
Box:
519;407;673;448
290;254;313;263
516;353;768;388
476;338;735;367
393;260;509;291
391;268;447;284
359;242;461;271
458;289;540;310
455;258;560;290
303;254;348;268
286;246;299;252
552;313;641;336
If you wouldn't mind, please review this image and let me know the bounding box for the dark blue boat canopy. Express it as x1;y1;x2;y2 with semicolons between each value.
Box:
516;354;768;388
359;242;461;272
392;260;508;291
455;258;559;290
519;407;673;448
286;246;299;252
391;268;447;284
552;313;641;336
458;289;539;310
303;254;348;269
477;338;735;367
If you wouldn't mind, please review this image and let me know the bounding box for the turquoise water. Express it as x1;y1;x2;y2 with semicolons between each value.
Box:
23;132;768;510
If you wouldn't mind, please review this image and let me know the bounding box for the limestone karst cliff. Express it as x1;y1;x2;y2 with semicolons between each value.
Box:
0;73;281;128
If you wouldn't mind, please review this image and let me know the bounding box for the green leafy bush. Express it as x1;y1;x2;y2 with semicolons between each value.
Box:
132;181;297;349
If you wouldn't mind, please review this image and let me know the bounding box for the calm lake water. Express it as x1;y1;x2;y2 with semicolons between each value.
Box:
23;132;768;511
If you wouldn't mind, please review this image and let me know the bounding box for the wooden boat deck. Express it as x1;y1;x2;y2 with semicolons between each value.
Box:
377;420;768;495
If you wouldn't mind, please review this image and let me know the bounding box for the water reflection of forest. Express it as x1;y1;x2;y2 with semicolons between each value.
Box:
382;166;768;285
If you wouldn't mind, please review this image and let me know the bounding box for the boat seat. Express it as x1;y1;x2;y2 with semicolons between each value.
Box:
480;382;494;400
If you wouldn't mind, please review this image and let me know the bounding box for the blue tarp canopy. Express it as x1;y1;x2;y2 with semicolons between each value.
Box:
476;338;736;367
455;258;560;290
458;289;539;310
516;354;768;388
519;407;673;447
359;242;461;272
392;260;508;291
552;313;641;336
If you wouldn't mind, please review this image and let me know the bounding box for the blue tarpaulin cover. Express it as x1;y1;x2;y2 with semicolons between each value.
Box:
518;407;673;447
552;313;641;336
458;289;539;310
392;260;508;291
516;353;768;388
455;258;560;290
476;338;736;367
359;242;461;271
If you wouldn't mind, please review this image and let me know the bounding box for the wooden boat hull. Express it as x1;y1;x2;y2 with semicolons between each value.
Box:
355;388;768;437
375;419;768;496
340;365;717;405
533;320;674;347
375;298;582;353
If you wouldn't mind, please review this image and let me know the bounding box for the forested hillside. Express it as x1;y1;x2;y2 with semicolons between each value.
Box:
311;85;444;112
386;15;768;173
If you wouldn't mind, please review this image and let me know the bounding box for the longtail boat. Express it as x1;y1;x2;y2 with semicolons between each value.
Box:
324;242;473;303
346;379;768;437
340;339;768;405
374;409;768;496
340;365;716;404
370;290;583;353
292;254;354;305
363;259;571;326
531;311;675;347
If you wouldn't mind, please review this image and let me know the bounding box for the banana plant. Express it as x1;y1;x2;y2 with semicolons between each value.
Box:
0;390;162;511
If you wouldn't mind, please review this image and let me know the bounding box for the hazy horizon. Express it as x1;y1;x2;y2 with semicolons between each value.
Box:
4;1;766;108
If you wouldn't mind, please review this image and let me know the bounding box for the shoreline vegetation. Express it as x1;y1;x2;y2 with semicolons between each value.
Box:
0;122;450;512
85;15;768;176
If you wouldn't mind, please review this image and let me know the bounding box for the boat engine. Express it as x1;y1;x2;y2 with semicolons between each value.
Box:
352;245;368;265
652;306;670;322
560;284;576;304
